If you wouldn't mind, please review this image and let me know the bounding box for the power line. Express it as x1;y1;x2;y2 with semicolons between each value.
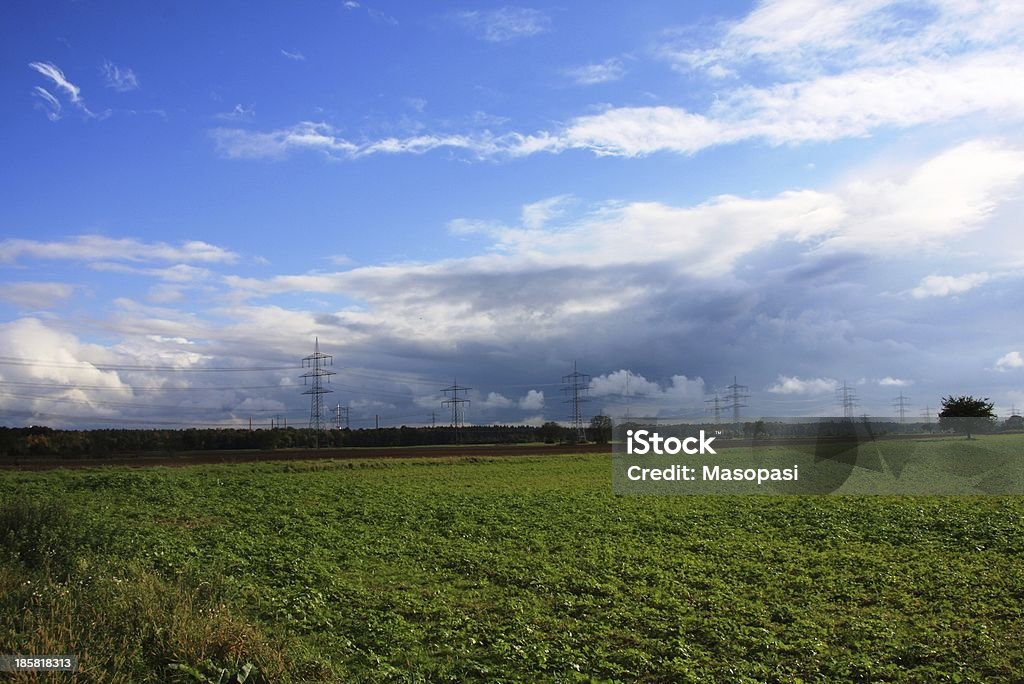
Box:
301;338;335;448
0;389;300;414
562;361;590;442
441;379;471;444
0;355;298;373
0;380;286;392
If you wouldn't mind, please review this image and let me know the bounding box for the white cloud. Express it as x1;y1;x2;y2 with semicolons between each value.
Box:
767;375;838;394
478;391;514;410
212;4;1024;163
520;195;572;230
212;122;514;160
590;370;705;402
280;49;305;61
666;0;1024;77
102;61;139;92
519;389;544;410
222;140;1024;306
0;235;238;265
911;272;991;299
564;58;626;85
32;86;62;120
29;61;82;103
90;262;213;282
28;61;95;117
557;51;1024;157
996;351;1024;370
826;141;1024;253
0;282;76;309
878;377;911;387
456;7;551;42
215;104;256;122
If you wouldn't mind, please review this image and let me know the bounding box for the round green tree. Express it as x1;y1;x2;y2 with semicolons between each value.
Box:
938;395;996;439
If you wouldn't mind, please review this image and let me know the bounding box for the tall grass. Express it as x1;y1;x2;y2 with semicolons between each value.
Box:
0;497;289;683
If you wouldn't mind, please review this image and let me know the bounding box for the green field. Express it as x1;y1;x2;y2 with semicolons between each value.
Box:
3;435;1024;682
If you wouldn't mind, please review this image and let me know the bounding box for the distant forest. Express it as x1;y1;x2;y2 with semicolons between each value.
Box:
2;416;1021;458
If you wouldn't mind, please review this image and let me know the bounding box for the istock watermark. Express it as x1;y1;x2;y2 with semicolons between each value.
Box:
612;417;1024;495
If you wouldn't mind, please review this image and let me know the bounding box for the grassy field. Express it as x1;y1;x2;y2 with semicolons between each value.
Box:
2;435;1024;682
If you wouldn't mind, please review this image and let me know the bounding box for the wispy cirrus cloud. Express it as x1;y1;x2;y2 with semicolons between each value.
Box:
280;49;305;61
660;0;1024;79
31;86;62;120
455;7;550;42
102;61;139;92
215;104;256;122
211;121;541;160
0;235;238;265
564;58;626;85
28;61;96;118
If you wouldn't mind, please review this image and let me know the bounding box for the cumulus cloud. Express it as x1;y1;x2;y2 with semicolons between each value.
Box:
911;272;991;299
996;351;1023;370
519;389;544;410
878;377;911;387
767;375;838;394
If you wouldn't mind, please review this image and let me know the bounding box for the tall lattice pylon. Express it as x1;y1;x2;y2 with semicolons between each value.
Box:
893;392;911;424
333;403;349;429
562;361;591;442
836;380;857;418
724;376;749;423
441;379;471;444
301;337;335;448
705;394;722;424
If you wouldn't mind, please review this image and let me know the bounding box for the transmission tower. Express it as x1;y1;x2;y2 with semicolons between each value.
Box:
893;392;911;425
724;376;749;423
704;394;722;424
332;403;349;429
562;361;591;442
301;337;335;448
1011;404;1021;418
921;405;932;424
836;381;857;418
441;379;471;444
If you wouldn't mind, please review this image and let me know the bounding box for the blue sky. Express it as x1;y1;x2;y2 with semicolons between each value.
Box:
2;0;1023;429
